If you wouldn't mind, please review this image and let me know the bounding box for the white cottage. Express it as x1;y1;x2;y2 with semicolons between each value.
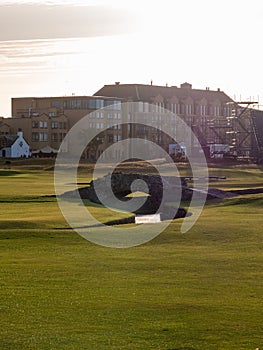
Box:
0;131;30;158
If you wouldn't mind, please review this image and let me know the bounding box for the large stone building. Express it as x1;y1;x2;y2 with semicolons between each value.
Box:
94;82;263;160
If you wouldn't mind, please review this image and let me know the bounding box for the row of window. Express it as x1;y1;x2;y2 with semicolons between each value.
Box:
34;99;235;117
89;112;122;119
135;101;233;117
32;132;66;142
173;104;231;117
32;121;67;129
107;134;122;143
51;133;68;142
32;132;48;142
88;122;122;130
50;99;122;110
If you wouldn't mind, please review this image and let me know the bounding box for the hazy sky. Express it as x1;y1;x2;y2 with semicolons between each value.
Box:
0;0;263;116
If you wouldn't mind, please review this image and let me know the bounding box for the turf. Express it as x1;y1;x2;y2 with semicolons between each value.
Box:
0;163;263;350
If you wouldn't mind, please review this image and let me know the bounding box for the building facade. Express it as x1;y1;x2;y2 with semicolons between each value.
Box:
11;96;123;159
7;83;263;161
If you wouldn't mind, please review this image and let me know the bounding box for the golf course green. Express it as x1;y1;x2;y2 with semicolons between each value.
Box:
0;159;263;350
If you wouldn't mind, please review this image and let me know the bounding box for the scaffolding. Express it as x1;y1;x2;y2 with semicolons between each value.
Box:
192;101;261;161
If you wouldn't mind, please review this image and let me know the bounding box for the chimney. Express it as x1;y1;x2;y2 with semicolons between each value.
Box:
180;82;192;89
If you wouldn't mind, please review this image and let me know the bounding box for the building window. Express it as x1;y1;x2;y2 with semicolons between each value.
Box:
59;133;66;142
114;101;121;110
39;121;48;129
59;122;67;129
51;133;58;142
39;132;48;141
185;104;192;115
214;106;220;116
137;102;144;112
105;100;121;110
49;112;55;117
52;122;58;129
107;135;113;143
88;99;96;109
32;121;38;128
51;101;63;108
200;105;207;116
32;132;39;141
96;99;104;109
70;99;82;109
170;103;177;114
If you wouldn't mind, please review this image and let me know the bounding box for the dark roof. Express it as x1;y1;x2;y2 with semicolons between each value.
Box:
12;95;124;101
0;134;18;148
93;83;233;104
0;121;10;128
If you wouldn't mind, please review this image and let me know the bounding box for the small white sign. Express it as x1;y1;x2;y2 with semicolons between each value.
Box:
135;214;161;224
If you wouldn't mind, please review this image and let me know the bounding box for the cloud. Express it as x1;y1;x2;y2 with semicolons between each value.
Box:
0;38;79;76
0;39;80;59
0;3;136;41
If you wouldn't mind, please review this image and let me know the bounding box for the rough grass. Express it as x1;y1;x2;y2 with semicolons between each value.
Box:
0;162;263;350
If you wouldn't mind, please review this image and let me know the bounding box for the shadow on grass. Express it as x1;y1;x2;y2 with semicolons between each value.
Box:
0;220;42;230
0;195;57;203
0;170;21;176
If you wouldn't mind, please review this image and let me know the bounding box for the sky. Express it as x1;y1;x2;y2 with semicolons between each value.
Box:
0;0;263;117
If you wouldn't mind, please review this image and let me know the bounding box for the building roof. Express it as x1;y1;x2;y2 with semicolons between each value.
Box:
12;95;124;101
0;134;18;148
93;83;233;104
0;120;10;128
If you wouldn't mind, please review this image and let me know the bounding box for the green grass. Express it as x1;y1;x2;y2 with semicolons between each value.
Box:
0;163;263;349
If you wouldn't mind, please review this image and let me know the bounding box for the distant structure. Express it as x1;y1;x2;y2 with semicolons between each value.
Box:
2;82;263;162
